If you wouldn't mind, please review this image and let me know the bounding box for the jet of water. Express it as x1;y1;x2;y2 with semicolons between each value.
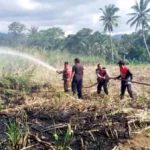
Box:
0;49;57;72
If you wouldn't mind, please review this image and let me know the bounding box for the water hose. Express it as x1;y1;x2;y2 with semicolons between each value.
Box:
83;82;98;88
83;78;150;88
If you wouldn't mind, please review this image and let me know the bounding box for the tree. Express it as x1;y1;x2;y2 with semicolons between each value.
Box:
92;32;109;58
99;4;120;63
41;27;65;50
28;26;38;36
76;28;93;55
28;27;65;50
8;22;26;34
117;34;134;59
65;28;110;57
127;0;150;58
65;28;94;54
7;22;27;46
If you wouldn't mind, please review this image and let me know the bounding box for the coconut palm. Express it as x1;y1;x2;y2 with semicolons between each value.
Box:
99;4;120;63
28;26;38;36
127;0;150;58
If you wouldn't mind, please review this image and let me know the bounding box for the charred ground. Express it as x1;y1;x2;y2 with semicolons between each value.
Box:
0;65;150;150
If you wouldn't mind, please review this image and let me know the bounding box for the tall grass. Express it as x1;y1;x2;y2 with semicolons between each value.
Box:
15;46;105;67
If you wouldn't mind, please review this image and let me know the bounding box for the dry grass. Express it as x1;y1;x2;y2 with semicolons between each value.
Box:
0;65;150;150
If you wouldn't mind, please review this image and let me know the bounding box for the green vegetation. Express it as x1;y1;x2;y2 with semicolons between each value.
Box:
5;121;22;150
0;1;150;149
53;123;73;150
100;4;120;63
0;0;150;63
127;0;150;58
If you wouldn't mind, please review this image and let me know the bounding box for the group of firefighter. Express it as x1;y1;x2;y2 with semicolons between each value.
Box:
57;58;134;100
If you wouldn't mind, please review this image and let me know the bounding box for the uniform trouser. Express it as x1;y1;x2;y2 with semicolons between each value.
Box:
97;81;109;95
121;83;133;98
72;79;83;99
64;80;69;92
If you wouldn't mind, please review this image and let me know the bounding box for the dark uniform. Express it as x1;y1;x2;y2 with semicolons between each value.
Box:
72;63;84;99
62;70;70;92
96;68;109;95
57;62;71;92
116;61;133;99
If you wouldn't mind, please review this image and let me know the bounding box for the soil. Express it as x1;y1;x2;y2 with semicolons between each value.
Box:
0;65;150;150
118;132;150;150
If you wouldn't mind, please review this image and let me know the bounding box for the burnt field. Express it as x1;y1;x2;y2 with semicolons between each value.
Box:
0;65;150;150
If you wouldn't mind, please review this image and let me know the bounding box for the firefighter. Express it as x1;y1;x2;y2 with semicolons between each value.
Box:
96;63;110;95
57;61;71;92
115;60;134;100
71;58;84;99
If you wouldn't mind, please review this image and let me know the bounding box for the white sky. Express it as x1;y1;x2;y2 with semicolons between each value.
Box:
0;0;143;35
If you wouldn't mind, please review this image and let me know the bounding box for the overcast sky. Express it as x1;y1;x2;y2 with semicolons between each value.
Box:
0;0;139;35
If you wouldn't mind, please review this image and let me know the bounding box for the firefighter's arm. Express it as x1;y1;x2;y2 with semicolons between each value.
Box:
70;72;75;81
128;69;133;80
115;75;121;80
56;70;63;74
106;70;110;77
105;69;110;80
97;74;103;78
96;70;99;77
70;66;75;81
82;67;84;76
96;69;104;79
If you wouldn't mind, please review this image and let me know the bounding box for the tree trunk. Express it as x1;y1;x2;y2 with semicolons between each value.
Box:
109;32;114;63
124;54;125;60
142;27;150;59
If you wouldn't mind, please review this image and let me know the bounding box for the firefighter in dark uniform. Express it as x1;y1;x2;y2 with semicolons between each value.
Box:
96;63;110;95
71;58;84;99
57;62;71;92
115;60;134;100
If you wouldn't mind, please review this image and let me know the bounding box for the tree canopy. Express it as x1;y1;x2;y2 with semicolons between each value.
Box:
0;7;150;64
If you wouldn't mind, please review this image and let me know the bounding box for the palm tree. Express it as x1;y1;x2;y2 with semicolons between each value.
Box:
127;0;150;58
28;26;38;36
99;4;120;63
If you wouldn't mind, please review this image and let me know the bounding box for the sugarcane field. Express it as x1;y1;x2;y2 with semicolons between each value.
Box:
0;0;150;149
0;51;150;150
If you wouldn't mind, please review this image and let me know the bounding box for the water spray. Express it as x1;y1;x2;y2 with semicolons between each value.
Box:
0;50;56;72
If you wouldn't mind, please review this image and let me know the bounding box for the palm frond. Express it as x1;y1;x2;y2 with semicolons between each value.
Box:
135;19;140;31
143;0;150;10
144;8;150;13
130;18;139;28
110;25;113;32
104;24;109;32
145;21;150;28
145;14;150;21
127;0;150;30
100;16;105;21
99;8;106;16
112;15;120;19
99;4;119;33
127;16;137;24
131;1;140;12
128;13;138;16
140;0;144;10
113;22;118;27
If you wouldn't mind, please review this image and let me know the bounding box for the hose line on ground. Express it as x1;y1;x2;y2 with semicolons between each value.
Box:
83;78;150;88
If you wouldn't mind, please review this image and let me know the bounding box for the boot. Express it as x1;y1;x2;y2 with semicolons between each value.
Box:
120;95;124;100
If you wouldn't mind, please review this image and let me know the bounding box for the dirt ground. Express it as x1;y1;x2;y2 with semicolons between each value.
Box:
0;65;150;150
118;132;150;150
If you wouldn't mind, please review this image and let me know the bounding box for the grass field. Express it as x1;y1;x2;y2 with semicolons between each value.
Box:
0;48;150;150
